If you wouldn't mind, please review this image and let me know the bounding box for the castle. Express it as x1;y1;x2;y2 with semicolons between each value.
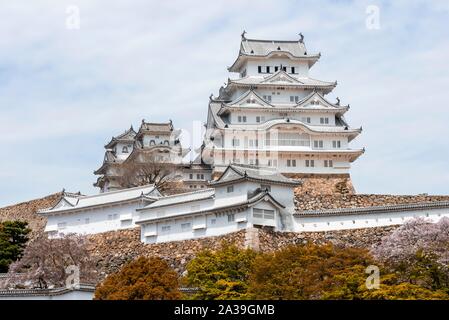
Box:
38;34;449;243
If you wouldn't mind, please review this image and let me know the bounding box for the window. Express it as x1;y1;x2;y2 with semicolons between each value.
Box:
256;116;260;123
253;208;275;220
306;159;315;167
320;117;329;124
232;138;240;147
324;160;333;167
290;96;299;102
261;184;271;192
301;117;311;123
227;185;234;193
149;140;155;146
291;66;296;74
313;140;324;149
274;66;279;72
258;66;262;73
238;115;242;122
263;95;272;102
122;146;129;153
256;116;265;123
161;225;171;232
287;159;297;167
164;140;169;145
189;173;193;179
267;159;278;167
228;214;235;222
332;140;341;148
57;222;66;230
242;116;247;122
210;219;216;225
108;214;118;220
266;66;271;73
181;223;191;231
85;218;90;224
282;66;287;72
241;69;247;77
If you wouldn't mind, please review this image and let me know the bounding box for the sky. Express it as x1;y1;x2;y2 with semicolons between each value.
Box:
0;0;448;207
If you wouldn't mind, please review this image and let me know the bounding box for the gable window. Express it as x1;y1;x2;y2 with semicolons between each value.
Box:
227;185;234;193
305;159;315;167
253;208;275;220
228;214;235;222
260;184;271;192
149;140;155;146
122;146;129;153
164;140;169;145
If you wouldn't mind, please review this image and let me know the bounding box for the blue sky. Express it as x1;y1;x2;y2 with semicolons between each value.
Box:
0;0;448;207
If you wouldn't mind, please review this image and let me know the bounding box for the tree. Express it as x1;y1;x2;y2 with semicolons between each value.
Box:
322;268;449;300
248;243;374;300
185;242;257;300
94;256;182;300
6;233;97;289
0;221;31;273
118;154;181;192
372;217;449;291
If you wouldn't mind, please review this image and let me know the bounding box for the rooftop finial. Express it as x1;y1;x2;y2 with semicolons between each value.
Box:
241;30;247;40
209;93;214;101
141;118;145;124
336;97;340;105
299;33;304;43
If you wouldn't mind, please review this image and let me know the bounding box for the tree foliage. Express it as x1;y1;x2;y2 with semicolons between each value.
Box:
95;256;182;300
248;243;374;300
6;233;97;289
0;221;30;273
372;217;449;292
185;242;257;300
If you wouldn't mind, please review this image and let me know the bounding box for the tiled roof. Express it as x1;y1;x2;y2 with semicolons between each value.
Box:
136;189;284;223
105;126;136;149
210;164;301;186
295;201;449;217
39;185;160;215
241;38;307;57
140;188;215;210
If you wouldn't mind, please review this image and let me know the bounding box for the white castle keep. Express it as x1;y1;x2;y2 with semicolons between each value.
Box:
202;32;364;176
38;34;449;243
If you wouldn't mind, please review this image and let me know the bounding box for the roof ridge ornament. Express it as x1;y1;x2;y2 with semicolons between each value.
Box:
299;33;304;43
336;97;340;105
209;93;214;101
241;30;247;40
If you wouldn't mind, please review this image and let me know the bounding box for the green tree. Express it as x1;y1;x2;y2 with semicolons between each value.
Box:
322;270;449;300
0;221;31;272
95;256;182;300
185;242;257;300
248;243;374;300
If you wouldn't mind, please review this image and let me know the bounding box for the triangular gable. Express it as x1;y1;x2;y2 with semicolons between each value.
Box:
261;70;301;84
296;91;340;109
215;165;244;183
225;89;274;108
52;197;77;210
248;192;286;210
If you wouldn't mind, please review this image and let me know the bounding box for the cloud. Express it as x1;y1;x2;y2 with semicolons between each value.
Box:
0;0;448;206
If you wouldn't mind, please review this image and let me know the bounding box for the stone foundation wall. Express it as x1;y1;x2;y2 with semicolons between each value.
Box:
287;174;355;195
0;193;61;239
86;225;398;279
295;193;449;211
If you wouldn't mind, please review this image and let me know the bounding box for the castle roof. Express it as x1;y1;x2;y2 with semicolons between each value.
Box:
39;185;160;215
210;164;301;187
136;188;285;224
105;126;136;149
228;35;320;72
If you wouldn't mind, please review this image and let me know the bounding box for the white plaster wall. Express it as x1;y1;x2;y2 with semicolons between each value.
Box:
45;201;146;236
293;208;449;232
